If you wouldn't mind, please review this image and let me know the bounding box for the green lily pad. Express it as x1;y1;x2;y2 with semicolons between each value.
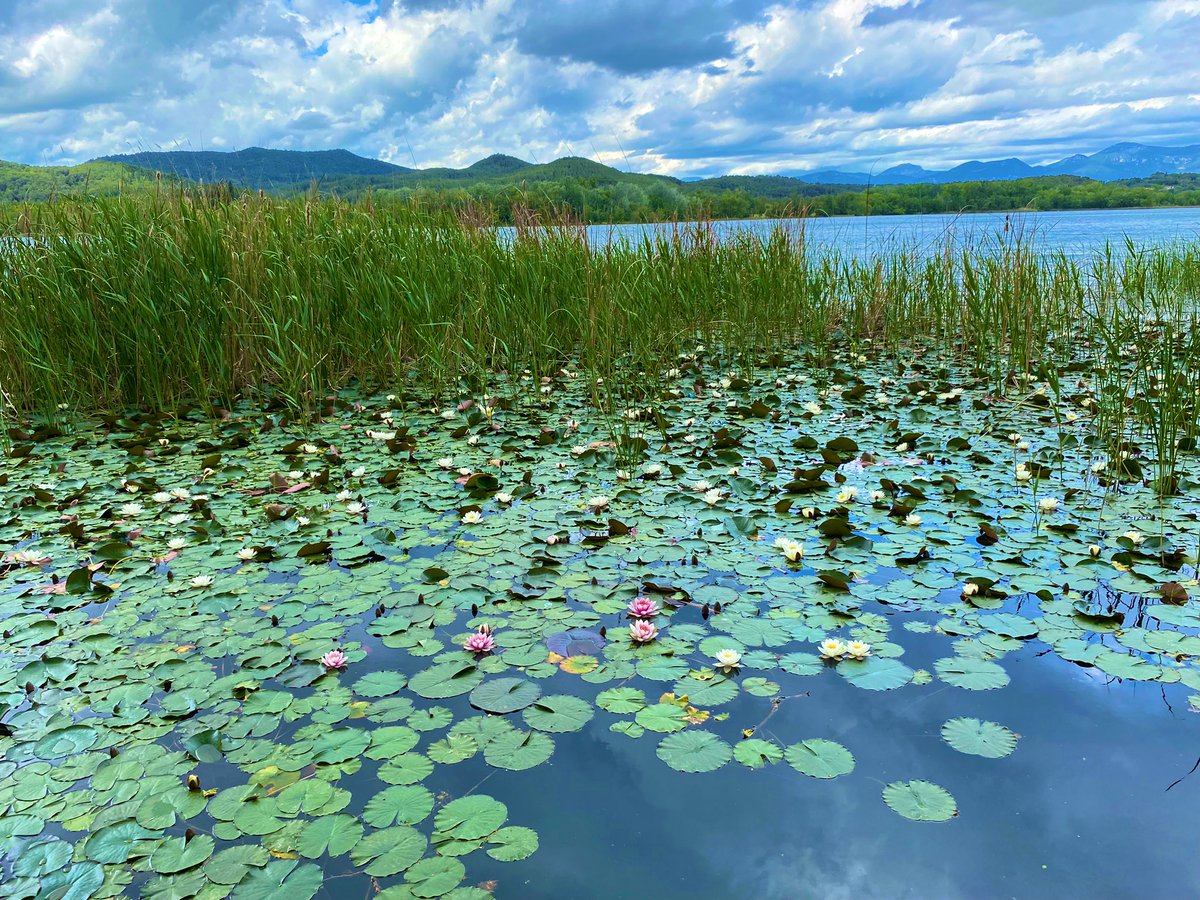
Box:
522;695;595;732
469;677;542;714
882;780;958;822
941;718;1018;758
784;739;855;778
656;731;732;773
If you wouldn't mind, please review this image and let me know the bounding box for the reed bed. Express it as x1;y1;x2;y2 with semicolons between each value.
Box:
1;195;1197;443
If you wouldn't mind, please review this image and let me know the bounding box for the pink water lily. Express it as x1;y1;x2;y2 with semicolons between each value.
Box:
321;649;347;670
629;620;659;643
627;597;659;618
464;627;496;654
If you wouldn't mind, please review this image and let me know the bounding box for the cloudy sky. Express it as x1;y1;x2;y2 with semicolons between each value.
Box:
1;0;1198;176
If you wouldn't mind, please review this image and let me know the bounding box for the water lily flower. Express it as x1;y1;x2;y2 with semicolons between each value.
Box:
692;479;712;492
1015;464;1031;483
713;648;742;671
1017;441;1030;451
351;466;367;478
7;550;49;566
904;513;922;526
643;463;662;476
168;538;187;551
801;507;817;518
152;491;172;504
301;443;320;454
296;516;311;526
845;640;872;660
627;597;659;618
496;492;513;504
190;575;213;589
571;445;588;456
464;627;496;654
461;510;483;525
238;548;257;561
1089;544;1102;557
1122;530;1145;545
167;513;189;526
336;490;354;502
1037;497;1059;513
819;638;847;660
869;490;886;502
1090;460;1106;473
1008;433;1022;443
457;467;472;477
120;503;143;517
629;620;659;643
437;457;454;469
803;402;822;416
835;487;858;504
962;582;979;597
321;649;347;669
587;495;610;510
467;435;480;446
346;502;366;515
683;434;697;443
441;409;457;419
777;539;804;563
617;470;631;481
702;488;723;506
895;442;910;453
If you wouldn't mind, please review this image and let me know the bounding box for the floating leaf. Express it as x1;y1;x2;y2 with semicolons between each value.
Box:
838;656;913;691
733;739;784;769
469;677;542;714
434;795;508;841
151;834;215;874
935;657;1010;690
596;687;646;713
232;859;323;900
882;780;958;822
483;729;555;770
364;786;435;828
941;718;1018;758
297;814;364;859
656;731;732;773
486;826;539;862
522;695;595;732
404;857;466;898
350;826;428;877
784;739;855;779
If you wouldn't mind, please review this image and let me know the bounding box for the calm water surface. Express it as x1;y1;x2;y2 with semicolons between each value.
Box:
582;206;1200;258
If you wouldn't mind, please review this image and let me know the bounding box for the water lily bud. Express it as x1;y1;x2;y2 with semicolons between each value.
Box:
271;615;279;627
713;601;722;614
599;626;607;638
108;747;119;758
1089;544;1101;557
186;774;200;792
25;681;33;694
701;603;710;620
163;680;172;692
471;603;479;617
185;828;196;842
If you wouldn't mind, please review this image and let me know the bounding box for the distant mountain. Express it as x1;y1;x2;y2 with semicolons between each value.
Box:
793;142;1200;185
94;147;410;189
0;159;174;203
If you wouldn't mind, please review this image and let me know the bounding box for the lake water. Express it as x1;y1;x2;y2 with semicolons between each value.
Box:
582;206;1200;257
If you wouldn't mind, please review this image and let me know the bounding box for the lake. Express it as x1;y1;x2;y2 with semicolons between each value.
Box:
581;206;1200;257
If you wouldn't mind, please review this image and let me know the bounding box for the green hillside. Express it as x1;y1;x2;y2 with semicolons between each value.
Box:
96;147;410;189
0;160;169;203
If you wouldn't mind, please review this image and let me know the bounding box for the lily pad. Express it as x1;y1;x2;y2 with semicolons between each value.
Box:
656;731;732;773
941;718;1018;758
469;677;542;714
882;780;958;822
784;739;855;778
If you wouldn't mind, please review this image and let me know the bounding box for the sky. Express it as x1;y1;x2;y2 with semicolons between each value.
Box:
1;0;1198;177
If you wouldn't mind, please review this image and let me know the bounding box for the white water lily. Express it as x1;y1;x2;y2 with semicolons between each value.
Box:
869;489;886;502
895;442;910;453
1008;433;1022;443
683;434;697;443
1090;460;1106;473
962;582;979;596
713;648;742;671
702;488;723;506
1122;530;1145;545
819;638;847;660
151;491;172;504
1089;544;1102;557
190;575;213;589
845;640;872;660
587;495;610;510
835;487;859;504
119;503;143;517
461;510;483;525
778;539;804;562
237;548;257;561
457;467;473;477
803;401;822;416
904;513;922;526
351;466;367;478
571;445;588;456
346;502;366;515
801;507;817;518
1037;497;1059;513
168;537;187;550
287;470;305;480
467;435;480;445
301;443;320;454
1015;464;1031;483
1017;441;1030;451
368;430;395;441
643;463;662;476
692;479;712;492
296;516;310;526
495;492;513;504
440;409;456;419
167;513;189;526
336;490;354;502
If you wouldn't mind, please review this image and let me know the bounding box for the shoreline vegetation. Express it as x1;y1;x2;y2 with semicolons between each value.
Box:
3;156;1200;223
0;196;1197;498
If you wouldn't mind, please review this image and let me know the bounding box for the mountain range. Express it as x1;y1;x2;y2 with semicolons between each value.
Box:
793;142;1200;185
90;141;1200;190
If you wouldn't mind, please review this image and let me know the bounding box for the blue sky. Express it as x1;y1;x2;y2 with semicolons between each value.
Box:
1;0;1197;176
